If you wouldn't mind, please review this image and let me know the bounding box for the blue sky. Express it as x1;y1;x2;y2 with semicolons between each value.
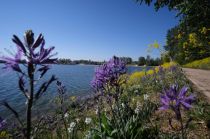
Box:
0;0;178;61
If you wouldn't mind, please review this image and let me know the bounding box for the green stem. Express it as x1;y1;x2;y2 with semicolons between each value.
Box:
60;95;69;139
98;97;104;139
26;63;34;139
180;117;185;139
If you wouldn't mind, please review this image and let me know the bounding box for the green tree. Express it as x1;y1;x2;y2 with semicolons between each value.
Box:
137;0;210;64
138;56;146;66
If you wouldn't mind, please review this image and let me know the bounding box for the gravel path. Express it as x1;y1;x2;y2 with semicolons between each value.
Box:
183;68;210;101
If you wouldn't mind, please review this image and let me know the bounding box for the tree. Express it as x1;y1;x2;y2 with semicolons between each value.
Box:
120;57;133;64
146;55;151;66
138;56;146;66
137;0;210;64
161;52;170;63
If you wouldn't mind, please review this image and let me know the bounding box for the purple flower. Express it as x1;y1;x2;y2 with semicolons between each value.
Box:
0;117;6;130
0;46;23;73
158;66;164;73
56;81;66;94
0;30;57;73
91;56;126;91
169;65;177;72
159;84;195;119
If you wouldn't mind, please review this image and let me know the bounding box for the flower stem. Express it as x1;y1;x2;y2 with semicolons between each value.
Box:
26;63;34;139
180;116;185;139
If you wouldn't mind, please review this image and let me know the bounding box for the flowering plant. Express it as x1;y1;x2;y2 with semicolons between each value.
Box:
91;56;126;92
160;84;195;138
0;30;57;139
160;84;195;119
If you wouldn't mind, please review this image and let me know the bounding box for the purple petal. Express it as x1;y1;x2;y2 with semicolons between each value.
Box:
160;95;169;105
159;105;169;110
178;86;188;98
180;101;192;109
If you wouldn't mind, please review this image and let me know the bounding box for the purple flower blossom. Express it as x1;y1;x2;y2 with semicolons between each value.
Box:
158;66;164;73
169;65;177;72
0;30;57;73
159;84;195;119
56;81;66;94
0;117;6;130
91;56;126;91
0;46;23;73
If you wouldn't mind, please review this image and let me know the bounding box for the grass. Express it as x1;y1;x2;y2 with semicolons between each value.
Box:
183;57;210;70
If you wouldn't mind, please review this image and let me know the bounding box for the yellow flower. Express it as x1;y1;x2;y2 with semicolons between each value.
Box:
183;42;188;49
154;66;160;73
161;62;177;69
146;69;154;75
177;33;182;39
128;71;146;84
130;71;145;80
128;62;177;86
0;131;9;138
188;33;197;44
200;27;207;34
153;40;160;48
148;40;160;50
70;96;76;101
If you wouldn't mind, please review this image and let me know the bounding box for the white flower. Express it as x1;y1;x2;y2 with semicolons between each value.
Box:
95;108;98;115
121;103;125;108
136;101;141;107
76;118;80;123
64;113;69;118
68;122;76;133
85;131;91;139
67;127;73;133
135;101;141;114
70;122;76;128
143;94;149;100
135;107;140;114
85;117;92;125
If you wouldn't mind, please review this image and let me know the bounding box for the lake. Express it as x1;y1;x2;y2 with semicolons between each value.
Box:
0;64;146;118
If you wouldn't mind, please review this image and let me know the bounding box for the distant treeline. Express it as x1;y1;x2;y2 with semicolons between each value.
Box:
0;56;162;66
137;55;162;66
57;59;104;65
57;55;162;66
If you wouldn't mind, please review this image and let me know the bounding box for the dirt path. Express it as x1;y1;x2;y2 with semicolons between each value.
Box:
183;68;210;101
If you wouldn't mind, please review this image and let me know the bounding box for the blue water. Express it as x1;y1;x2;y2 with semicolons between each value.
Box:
0;64;145;118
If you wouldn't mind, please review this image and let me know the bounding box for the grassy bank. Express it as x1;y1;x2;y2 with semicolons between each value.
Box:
183;57;210;70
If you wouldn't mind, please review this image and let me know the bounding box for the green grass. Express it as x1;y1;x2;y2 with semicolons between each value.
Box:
183;57;210;70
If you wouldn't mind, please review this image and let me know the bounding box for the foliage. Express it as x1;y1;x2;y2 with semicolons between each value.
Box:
87;101;158;139
164;26;210;64
138;57;146;66
137;0;210;64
